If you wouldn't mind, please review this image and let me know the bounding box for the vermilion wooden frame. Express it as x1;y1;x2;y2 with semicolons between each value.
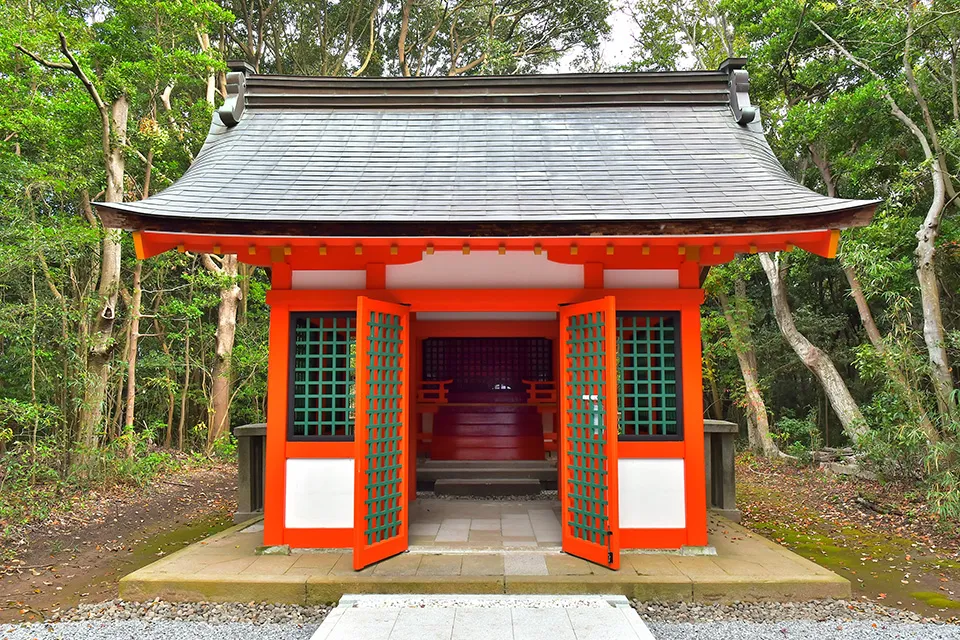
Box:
559;296;621;570
264;285;708;553
133;229;842;264
352;296;411;570
265;288;703;311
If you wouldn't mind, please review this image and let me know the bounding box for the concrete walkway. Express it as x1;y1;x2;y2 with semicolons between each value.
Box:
120;512;849;605
311;595;656;640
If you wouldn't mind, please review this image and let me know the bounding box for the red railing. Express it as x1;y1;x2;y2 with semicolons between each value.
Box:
523;380;559;451
522;380;557;405
417;379;453;404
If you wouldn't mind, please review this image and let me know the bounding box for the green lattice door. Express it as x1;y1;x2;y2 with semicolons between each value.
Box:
559;297;620;570
353;297;410;570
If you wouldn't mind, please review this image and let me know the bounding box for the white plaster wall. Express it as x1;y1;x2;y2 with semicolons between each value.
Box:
603;269;679;289
285;458;353;528
618;458;686;529
292;270;366;290
386;252;583;289
416;312;558;321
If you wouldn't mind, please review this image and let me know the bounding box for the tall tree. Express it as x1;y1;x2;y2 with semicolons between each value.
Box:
717;278;779;457
220;0;610;76
811;10;958;420
11;0;230;462
760;252;868;444
16;34;128;462
203;254;242;452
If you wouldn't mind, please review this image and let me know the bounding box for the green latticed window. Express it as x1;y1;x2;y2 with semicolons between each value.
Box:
361;310;404;545
617;312;682;440
564;309;611;549
289;313;356;440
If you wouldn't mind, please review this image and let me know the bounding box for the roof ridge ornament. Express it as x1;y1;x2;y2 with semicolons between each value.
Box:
718;57;758;126
218;61;251;127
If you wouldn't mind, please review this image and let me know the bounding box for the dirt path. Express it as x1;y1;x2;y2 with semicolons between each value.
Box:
0;464;237;623
737;453;960;621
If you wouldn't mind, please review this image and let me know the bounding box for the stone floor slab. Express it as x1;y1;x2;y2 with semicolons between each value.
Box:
389;607;455;640
451;608;512;640
311;595;655;640
287;553;341;575
372;554;422;577
567;606;648;640
409;523;441;537
469;518;501;531
435;519;471;543
417;554;463;576
544;554;594;576
122;511;851;606
510;608;577;640
460;554;504;576
319;608;399;640
504;553;549;576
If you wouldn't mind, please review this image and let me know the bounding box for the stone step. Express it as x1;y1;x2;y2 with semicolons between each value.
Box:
433;478;542;497
418;465;557;482
419;460;555;469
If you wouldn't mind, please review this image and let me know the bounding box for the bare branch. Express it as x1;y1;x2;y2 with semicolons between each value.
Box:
353;1;380;76
13;43;72;71
17;33;113;174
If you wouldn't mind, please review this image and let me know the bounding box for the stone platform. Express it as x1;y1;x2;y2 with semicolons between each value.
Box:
120;507;848;606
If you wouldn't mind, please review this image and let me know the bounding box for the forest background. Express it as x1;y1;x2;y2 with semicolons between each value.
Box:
2;0;960;550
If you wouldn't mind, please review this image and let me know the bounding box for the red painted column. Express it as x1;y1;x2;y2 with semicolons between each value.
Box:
263;266;291;546
681;296;708;546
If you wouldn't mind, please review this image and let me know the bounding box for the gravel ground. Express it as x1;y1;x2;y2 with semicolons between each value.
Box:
633;599;960;625
49;600;329;625
648;621;960;639
5;618;958;640
1;620;317;640
3;597;958;640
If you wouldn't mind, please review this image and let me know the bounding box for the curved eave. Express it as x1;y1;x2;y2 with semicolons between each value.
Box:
97;200;878;238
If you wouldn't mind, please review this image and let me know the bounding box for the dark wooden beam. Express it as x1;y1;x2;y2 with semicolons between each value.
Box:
95;204;877;238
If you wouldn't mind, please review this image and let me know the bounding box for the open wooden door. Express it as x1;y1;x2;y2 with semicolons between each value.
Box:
353;297;410;570
558;297;620;570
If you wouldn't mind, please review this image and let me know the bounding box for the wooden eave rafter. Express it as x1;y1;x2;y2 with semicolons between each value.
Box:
101;202;875;240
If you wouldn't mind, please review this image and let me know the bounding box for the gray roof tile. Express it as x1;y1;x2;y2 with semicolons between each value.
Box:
96;73;877;234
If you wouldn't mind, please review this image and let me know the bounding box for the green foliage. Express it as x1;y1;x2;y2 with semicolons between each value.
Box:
774;409;821;460
209;432;238;460
219;0;610;76
628;0;960;524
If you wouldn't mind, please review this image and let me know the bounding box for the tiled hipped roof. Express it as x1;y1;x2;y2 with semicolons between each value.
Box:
96;60;878;237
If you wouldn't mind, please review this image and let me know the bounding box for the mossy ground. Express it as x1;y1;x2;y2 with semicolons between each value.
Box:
739;467;960;618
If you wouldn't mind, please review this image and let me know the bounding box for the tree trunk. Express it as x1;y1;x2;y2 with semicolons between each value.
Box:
206;255;242;452
843;265;938;442
199;32;217;106
759;252;869;445
77;95;128;463
122;259;143;457
718;283;779;457
811;20;957;420
178;316;191;452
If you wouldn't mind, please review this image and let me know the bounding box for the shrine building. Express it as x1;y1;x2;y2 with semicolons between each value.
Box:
96;58;877;571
